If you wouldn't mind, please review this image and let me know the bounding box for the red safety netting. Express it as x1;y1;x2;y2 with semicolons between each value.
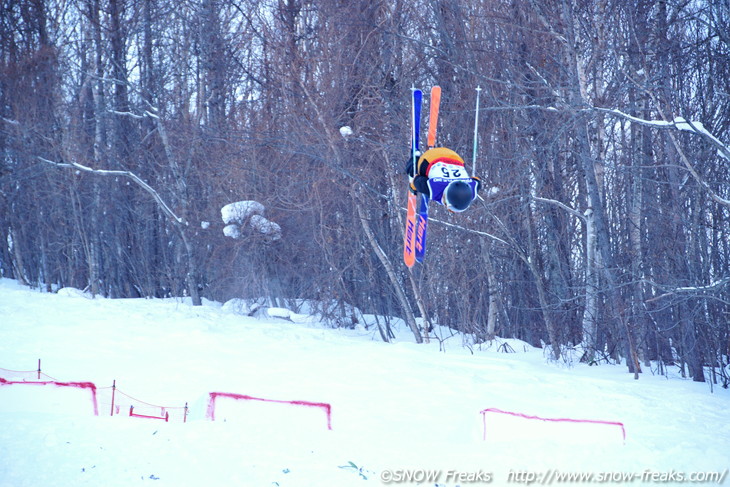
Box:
206;392;332;430
0;360;59;381
0;377;99;416
0;361;187;423
97;381;188;423
480;407;626;443
2;361;331;428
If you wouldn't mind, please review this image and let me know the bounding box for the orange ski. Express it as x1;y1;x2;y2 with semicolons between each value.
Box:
427;86;441;148
403;191;417;267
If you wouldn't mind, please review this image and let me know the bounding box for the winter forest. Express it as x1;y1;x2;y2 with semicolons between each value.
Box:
1;0;729;384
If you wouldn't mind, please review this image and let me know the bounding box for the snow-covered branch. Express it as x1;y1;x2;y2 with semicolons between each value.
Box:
531;196;586;222
39;157;187;226
673;277;730;293
1;116;20;126
108;110;145;120
593;107;730;207
107;104;160;121
221;201;281;242
593;107;730;162
645;276;730;303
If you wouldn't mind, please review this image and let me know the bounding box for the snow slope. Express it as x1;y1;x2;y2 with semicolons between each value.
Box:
0;278;728;486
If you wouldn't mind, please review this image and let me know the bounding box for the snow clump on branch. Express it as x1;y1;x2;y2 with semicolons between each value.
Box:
221;201;281;241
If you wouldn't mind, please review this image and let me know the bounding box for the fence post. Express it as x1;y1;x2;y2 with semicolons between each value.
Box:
110;380;116;416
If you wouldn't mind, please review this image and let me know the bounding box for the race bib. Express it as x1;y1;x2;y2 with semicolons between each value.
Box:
427;161;470;180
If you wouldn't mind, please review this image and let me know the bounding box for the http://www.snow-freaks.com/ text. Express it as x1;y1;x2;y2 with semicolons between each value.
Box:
379;468;728;485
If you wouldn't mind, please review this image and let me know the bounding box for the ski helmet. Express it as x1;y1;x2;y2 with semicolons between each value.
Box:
442;180;473;212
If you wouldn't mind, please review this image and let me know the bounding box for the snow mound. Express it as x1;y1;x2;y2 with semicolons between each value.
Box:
57;287;95;299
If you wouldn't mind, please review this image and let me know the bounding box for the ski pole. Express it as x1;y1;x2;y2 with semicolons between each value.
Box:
472;86;482;174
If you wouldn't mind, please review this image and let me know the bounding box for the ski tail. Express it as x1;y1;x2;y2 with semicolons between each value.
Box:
415;193;429;263
427;85;441;148
404;192;417;267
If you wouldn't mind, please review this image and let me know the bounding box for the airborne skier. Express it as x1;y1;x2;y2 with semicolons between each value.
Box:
406;147;481;213
403;86;483;267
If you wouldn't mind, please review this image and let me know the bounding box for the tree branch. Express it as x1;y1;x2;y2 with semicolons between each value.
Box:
39;157;187;226
644;277;730;303
531;195;587;222
592;106;730;207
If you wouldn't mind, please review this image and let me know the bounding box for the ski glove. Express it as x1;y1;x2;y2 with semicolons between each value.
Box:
404;151;422;176
405;159;416;177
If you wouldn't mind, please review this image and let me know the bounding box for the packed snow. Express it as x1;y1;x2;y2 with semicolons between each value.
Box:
0;278;728;487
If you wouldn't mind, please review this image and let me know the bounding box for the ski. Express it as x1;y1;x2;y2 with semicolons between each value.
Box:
403;88;422;268
427;85;441;149
404;193;417;267
413;88;423;157
415;193;429;263
413;86;440;263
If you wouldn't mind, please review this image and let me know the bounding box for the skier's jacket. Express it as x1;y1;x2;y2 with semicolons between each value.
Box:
411;147;480;205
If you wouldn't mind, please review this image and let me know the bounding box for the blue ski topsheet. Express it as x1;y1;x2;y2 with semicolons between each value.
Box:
412;89;422;161
415;193;429;262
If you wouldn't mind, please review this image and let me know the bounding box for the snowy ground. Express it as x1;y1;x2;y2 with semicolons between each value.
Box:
0;278;728;487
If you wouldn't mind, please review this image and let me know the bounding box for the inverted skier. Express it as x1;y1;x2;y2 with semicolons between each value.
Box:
406;147;482;213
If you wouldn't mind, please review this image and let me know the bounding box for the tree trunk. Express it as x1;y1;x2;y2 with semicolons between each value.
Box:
481;240;501;341
355;189;422;344
581;209;598;362
88;0;105;297
559;0;641;377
